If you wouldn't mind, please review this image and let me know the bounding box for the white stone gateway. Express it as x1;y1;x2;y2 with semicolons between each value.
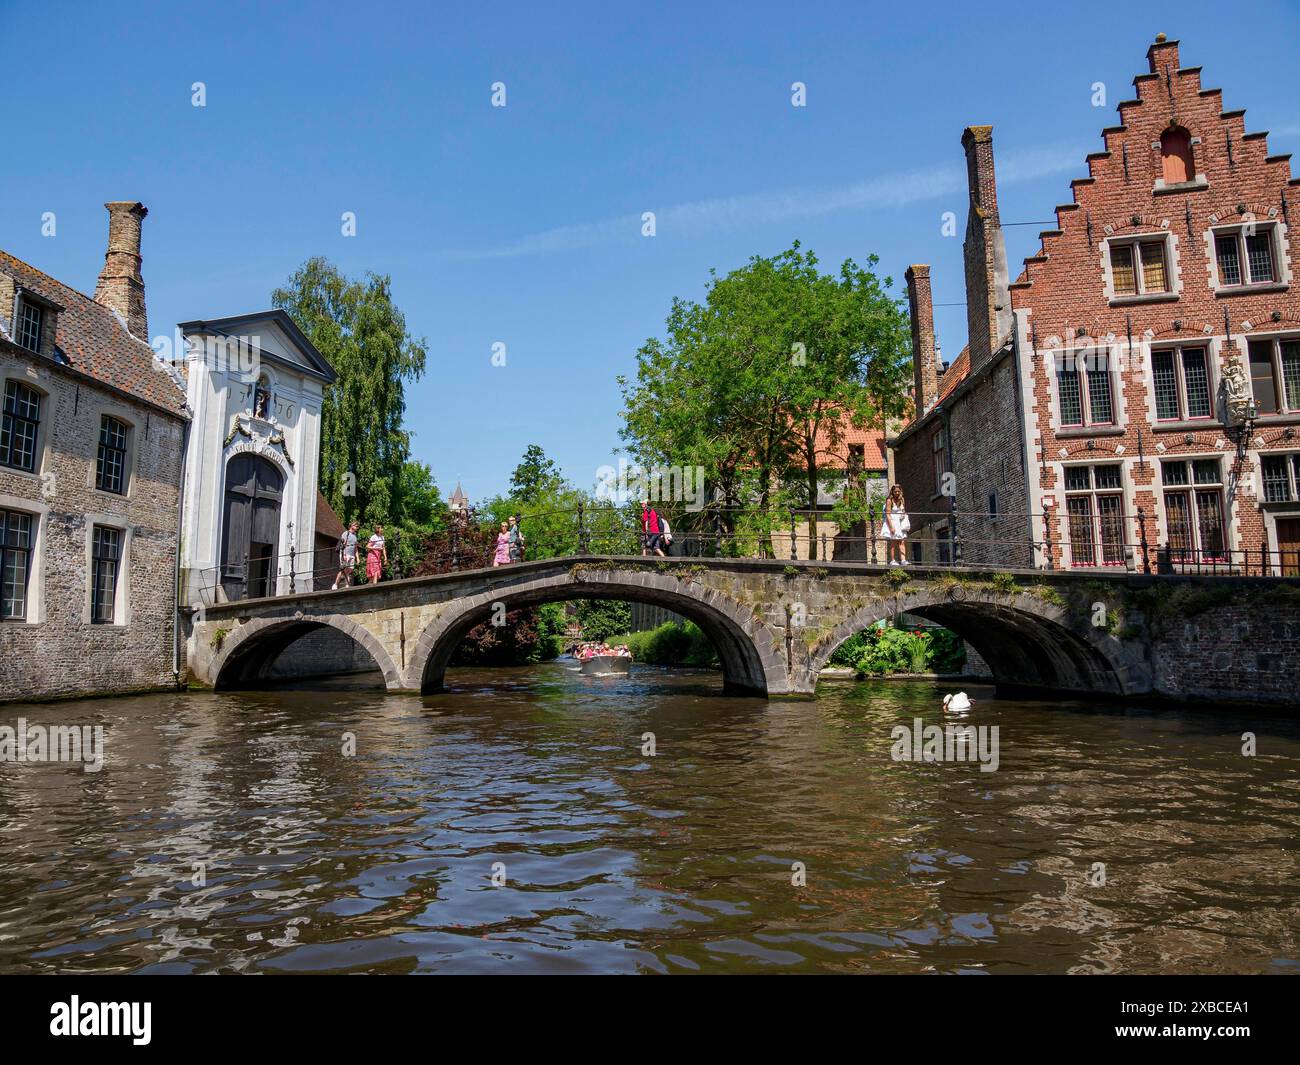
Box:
176;311;336;604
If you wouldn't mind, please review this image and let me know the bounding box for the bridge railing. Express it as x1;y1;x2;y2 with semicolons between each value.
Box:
186;504;1298;605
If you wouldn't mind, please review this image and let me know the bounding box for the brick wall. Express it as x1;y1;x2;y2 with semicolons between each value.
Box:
893;36;1300;576
1012;36;1300;572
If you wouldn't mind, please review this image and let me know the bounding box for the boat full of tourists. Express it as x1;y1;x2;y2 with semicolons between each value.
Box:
577;642;633;676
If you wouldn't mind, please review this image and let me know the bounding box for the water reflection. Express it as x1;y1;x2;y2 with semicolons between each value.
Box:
0;664;1297;973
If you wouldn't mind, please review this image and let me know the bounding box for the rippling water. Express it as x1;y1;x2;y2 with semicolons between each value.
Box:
1;663;1298;974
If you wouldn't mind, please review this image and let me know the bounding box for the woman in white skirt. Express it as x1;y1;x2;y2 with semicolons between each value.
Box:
883;484;910;565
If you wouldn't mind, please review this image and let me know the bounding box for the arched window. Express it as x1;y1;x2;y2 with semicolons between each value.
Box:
1160;126;1195;185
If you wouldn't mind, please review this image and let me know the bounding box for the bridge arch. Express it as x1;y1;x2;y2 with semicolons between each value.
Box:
406;566;782;695
209;611;404;691
807;586;1132;696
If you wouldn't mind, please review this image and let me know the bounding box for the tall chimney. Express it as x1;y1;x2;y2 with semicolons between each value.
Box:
905;264;938;416
94;201;149;339
961;127;1011;373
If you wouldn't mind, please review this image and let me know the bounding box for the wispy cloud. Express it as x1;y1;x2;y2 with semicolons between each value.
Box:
449;140;1087;260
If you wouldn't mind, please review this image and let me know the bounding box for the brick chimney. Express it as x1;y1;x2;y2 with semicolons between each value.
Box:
94;201;148;339
905;264;938;416
961;127;1011;374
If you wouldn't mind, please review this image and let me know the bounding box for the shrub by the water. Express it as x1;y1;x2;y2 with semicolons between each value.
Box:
828;625;967;675
607;621;719;668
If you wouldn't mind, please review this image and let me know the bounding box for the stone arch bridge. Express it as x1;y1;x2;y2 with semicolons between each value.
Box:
185;556;1300;705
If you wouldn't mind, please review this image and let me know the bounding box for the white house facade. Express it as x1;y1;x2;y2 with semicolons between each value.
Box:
178;310;336;604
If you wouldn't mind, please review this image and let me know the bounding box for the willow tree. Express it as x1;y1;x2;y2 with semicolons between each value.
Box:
620;243;911;554
272;257;428;526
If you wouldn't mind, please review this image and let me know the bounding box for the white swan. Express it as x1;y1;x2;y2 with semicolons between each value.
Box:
943;691;972;714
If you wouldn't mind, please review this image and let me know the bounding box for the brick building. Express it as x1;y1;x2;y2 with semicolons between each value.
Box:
892;35;1300;575
0;202;189;701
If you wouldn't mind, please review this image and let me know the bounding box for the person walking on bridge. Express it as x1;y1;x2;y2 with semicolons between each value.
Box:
332;521;360;589
366;524;389;583
492;521;511;566
508;514;526;562
641;500;665;557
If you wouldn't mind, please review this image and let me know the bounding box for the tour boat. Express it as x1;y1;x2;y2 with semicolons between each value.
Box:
580;654;632;676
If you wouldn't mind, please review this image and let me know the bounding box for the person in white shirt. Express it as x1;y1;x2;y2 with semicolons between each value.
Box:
332;521;360;589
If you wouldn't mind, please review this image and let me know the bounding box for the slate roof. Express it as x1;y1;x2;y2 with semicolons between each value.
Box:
0;249;186;417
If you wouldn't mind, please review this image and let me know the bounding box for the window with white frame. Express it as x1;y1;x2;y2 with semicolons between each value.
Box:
1063;463;1126;566
1108;236;1172;297
1151;344;1212;421
1261;453;1300;503
1161;458;1227;562
16;298;44;353
1246;337;1300;416
1213;223;1279;289
1055;347;1115;427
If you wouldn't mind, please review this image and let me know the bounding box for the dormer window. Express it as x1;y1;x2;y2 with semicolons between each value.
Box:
17;298;43;353
1160;127;1195;185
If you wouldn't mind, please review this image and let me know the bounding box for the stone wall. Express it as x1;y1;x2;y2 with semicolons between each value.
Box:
0;349;185;702
1137;581;1300;704
265;625;381;679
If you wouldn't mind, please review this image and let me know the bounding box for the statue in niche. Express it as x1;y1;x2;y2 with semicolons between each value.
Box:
1221;354;1251;424
252;376;272;420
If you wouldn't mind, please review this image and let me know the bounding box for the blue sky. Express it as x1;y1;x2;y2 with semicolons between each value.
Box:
4;0;1299;501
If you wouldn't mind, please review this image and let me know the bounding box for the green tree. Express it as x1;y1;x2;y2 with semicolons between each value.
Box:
619;243;912;553
272;257;428;526
509;444;562;504
387;460;451;577
574;600;632;642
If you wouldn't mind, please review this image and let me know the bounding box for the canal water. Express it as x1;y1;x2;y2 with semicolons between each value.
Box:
1;663;1297;974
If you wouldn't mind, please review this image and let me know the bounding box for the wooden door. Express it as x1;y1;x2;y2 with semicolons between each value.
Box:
220;454;283;600
1277;518;1300;577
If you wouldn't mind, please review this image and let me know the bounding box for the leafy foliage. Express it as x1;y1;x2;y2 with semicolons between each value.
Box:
829;625;967;675
619;243;912;553
272;257;427;527
509;444;562;504
450;602;567;665
573;600;632;642
608;621;719;668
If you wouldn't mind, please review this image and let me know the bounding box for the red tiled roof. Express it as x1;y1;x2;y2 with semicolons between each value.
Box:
315;490;344;541
895;344;972;435
812;418;889;472
0;250;185;416
937;345;971;401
